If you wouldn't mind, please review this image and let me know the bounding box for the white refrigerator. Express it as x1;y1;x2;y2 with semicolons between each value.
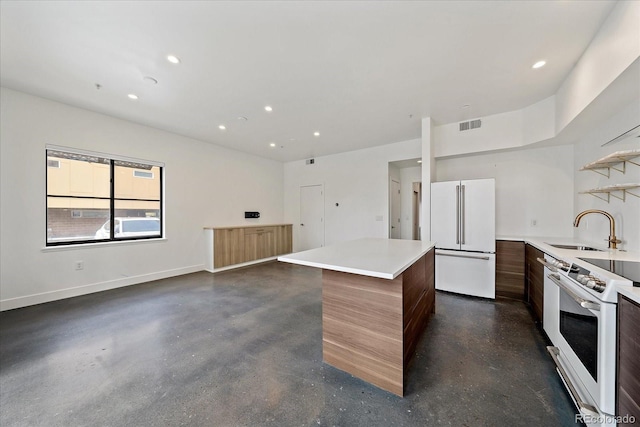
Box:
430;178;496;299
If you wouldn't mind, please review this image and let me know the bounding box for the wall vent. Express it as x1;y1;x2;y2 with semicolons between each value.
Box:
459;119;482;131
306;158;315;165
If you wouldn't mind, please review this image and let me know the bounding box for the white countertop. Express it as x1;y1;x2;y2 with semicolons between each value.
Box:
617;286;640;304
278;238;436;280
524;237;640;263
504;236;640;304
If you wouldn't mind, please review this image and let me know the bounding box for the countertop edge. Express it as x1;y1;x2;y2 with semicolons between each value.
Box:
276;256;395;279
616;285;640;305
204;224;293;230
278;239;436;280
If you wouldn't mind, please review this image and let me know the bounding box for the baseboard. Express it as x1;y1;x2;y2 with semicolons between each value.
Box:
0;264;205;311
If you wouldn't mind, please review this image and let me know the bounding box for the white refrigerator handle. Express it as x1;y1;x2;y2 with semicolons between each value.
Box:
455;185;460;244
460;184;465;245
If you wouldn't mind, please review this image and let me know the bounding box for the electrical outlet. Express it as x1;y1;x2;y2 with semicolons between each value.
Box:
75;261;84;271
531;219;537;227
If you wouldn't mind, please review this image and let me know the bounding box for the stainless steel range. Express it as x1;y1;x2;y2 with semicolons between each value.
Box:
537;254;636;426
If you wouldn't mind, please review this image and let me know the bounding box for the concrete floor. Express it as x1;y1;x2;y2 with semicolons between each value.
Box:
1;262;579;426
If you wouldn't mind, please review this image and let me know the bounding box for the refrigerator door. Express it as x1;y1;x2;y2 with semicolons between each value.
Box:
430;181;460;250
460;178;495;253
435;249;496;299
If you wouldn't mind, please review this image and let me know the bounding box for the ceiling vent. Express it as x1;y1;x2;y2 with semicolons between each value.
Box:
459;119;482;131
306;158;315;165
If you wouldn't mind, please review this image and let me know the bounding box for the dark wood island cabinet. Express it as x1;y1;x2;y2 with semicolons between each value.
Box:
496;240;525;300
279;238;436;397
525;243;545;323
617;294;640;425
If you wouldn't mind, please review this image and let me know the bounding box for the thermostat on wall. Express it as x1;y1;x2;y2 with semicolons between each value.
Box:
245;211;260;219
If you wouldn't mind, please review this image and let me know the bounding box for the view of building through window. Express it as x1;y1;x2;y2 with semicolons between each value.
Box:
46;149;162;245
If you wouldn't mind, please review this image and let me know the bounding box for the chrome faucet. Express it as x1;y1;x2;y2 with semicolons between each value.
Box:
573;209;621;249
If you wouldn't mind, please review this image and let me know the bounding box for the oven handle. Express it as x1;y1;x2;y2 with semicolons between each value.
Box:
536;257;558;272
547;273;601;311
547;346;601;418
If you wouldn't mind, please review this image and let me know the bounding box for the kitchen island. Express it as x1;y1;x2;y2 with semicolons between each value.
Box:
278;238;436;396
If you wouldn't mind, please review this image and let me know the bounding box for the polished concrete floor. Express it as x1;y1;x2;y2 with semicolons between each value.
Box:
1;262;579;426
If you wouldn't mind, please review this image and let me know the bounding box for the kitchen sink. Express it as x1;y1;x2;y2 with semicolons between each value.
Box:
545;243;603;251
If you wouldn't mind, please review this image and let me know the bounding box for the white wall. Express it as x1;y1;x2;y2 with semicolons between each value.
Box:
283;139;421;251
0;88;284;310
573;101;640;252
435;144;575;238
555;1;640;132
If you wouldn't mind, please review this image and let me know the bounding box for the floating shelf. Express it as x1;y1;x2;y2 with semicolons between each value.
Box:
579;149;640;177
580;183;640;203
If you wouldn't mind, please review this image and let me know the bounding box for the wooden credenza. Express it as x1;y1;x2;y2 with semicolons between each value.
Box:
204;224;292;271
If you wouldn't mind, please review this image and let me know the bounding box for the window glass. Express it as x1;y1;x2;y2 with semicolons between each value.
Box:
46;152;110;243
46;149;163;246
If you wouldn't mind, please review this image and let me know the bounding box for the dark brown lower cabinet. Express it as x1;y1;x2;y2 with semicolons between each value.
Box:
617;294;640;425
496;240;525;300
525;244;544;323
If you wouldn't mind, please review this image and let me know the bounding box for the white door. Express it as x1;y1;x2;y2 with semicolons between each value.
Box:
390;179;401;239
460;178;495;252
430;181;459;250
299;185;324;251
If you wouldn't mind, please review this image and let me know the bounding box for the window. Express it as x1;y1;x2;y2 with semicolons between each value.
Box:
46;147;163;246
133;170;154;179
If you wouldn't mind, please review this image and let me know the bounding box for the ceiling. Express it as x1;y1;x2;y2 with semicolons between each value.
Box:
0;1;618;162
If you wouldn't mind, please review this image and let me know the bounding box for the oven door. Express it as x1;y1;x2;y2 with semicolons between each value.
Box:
545;273;616;418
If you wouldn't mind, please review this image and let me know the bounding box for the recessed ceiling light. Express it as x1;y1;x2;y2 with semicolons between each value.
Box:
127;94;138;100
218;125;226;130
237;116;248;121
167;55;181;64
269;143;276;147
313;131;320;137
264;106;273;112
532;60;546;69
143;76;158;84
417;160;422;164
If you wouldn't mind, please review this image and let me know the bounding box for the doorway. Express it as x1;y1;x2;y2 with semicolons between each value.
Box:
299;184;324;251
388;158;422;240
412;182;422;240
390;179;401;239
